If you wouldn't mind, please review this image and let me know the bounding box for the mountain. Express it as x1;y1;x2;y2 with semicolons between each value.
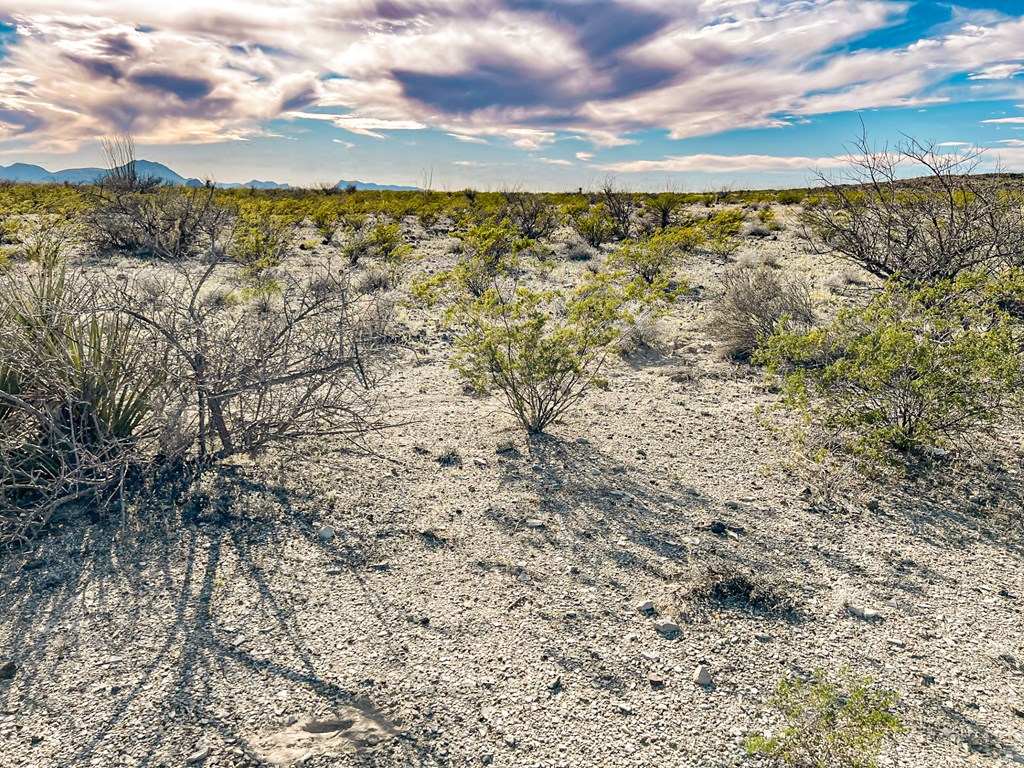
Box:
0;160;418;191
336;179;420;192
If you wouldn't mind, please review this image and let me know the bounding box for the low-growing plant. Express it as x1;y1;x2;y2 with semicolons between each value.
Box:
451;276;627;433
562;200;615;248
756;270;1024;465
709;264;815;360
609;228;696;295
746;668;902;768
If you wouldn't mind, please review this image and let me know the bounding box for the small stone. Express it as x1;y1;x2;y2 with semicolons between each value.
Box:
867;499;881;512
887;638;906;649
548;675;562;691
613;700;633;714
0;662;16;680
654;620;679;637
481;753;494;765
754;633;772;642
525;519;545;529
517;571;532;583
318;525;336;542
648;672;666;689
847;603;883;621
693;665;713;687
473;457;488;467
641;651;661;662
495;440;516;454
636;600;655;614
186;745;210;764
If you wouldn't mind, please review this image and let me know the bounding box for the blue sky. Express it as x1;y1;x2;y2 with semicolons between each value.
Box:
0;1;1023;190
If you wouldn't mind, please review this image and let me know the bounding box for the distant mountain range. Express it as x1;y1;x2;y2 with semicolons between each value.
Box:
0;160;420;191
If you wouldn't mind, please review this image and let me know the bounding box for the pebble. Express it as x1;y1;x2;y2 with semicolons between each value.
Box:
0;662;16;680
655;620;680;636
186;745;210;764
693;665;713;687
612;700;633;714
525;519;545;529
847;604;883;621
636;600;655;614
318;525;336;542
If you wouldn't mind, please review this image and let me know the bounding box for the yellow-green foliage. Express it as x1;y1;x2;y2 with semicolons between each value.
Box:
451;275;627;433
609;228;696;295
756;270;1024;464
746;668;902;768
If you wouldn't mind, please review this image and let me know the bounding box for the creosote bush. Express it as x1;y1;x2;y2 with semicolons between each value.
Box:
451;276;627;433
756;270;1024;465
746;668;902;768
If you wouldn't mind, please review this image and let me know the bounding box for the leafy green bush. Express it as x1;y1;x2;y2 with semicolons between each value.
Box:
609;228;696;294
756;271;1023;464
451;276;626;433
746;668;902;768
228;200;300;270
562;200;615;248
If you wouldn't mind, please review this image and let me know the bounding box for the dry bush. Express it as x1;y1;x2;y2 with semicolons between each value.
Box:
2;257;388;546
709;264;815;360
681;560;797;616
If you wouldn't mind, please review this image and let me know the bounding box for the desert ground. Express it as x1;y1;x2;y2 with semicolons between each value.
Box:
2;200;1023;768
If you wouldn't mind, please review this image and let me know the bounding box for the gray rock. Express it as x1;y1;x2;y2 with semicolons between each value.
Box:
0;661;15;680
693;665;713;686
525;518;545;529
655;620;680;636
636;599;655;614
186;745;210;764
847;603;883;621
613;700;633;714
318;525;336;542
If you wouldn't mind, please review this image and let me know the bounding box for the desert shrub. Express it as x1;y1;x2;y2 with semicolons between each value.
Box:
695;208;743;257
746;668;902;768
562;200;615;248
610;228;696;294
600;179;639;241
85;186;225;260
801;134;1024;284
415;220;530;303
710;264;814;360
756;270;1024;464
683;560;797;615
228;200;301;270
451;276;626;433
642;192;684;232
500;190;558;240
310;199;346;244
0;263;160;544
776;189;808;205
18;213;80;267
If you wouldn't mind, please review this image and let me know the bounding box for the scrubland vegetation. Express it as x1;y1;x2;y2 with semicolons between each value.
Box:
2;137;1023;767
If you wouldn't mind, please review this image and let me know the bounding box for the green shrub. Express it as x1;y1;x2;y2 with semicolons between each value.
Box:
756;270;1024;464
746;668;902;768
562;200;615;248
451;276;626;433
609;228;695;294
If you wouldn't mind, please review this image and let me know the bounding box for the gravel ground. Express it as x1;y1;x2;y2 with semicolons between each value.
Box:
2;213;1024;767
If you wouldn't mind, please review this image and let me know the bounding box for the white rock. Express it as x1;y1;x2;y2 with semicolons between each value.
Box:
693;665;713;686
318;525;336;542
655;620;680;636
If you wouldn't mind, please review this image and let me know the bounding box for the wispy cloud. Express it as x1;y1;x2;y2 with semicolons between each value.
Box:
599;153;850;174
1;1;1024;158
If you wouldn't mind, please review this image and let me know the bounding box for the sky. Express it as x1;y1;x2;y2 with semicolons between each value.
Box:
1;1;1024;190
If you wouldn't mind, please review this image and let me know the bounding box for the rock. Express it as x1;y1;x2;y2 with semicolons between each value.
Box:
641;651;661;662
186;745;210;764
693;665;713;687
847;603;883;621
481;753;494;765
648;672;666;689
887;638;906;649
636;600;655;614
612;700;633;714
867;499;881;512
495;440;516;454
318;525;336;543
754;633;772;642
655;620;680;637
473;457;488;467
525;518;545;529
547;675;562;692
516;571;532;583
0;661;15;680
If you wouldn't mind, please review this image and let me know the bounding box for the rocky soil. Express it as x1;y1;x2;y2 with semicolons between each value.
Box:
2;212;1023;767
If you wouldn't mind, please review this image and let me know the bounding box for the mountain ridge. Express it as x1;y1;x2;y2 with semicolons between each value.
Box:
0;160;419;191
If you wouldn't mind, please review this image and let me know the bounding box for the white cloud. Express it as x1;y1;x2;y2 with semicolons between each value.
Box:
536;157;572;166
599;152;850;174
575;151;593;161
2;1;1024;155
